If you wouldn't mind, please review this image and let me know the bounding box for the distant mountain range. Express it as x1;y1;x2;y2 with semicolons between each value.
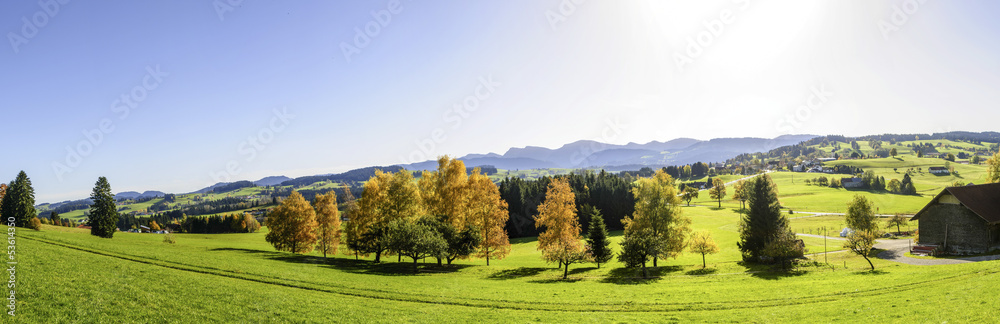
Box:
113;191;166;200
37;135;819;205
399;135;818;171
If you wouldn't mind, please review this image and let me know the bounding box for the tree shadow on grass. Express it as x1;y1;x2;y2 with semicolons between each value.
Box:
211;247;471;276
737;261;807;280
486;267;548;280
599;266;683;285
853;269;888;275
529;277;585;284
685;268;718;275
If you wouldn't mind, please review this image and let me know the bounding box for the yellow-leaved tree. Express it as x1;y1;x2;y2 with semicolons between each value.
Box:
535;177;587;279
265;191;318;254
419;156;468;228
314;192;342;258
987;152;1000;183
464;168;510;265
349;170;423;263
623;169;691;267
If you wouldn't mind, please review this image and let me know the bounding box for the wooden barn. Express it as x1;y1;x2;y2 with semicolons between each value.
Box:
910;183;1000;254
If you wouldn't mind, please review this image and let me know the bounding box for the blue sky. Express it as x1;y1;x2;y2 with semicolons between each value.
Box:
2;0;999;203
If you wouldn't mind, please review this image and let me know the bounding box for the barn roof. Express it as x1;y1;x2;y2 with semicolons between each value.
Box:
911;183;1000;224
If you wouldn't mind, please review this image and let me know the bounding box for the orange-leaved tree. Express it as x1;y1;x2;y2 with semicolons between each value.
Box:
265;191;318;254
464;168;510;265
535;177;587;279
350;170;423;263
314;191;342;258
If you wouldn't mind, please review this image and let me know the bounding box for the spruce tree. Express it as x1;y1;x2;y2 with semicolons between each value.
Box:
585;207;612;268
89;177;119;238
737;174;794;262
1;171;38;228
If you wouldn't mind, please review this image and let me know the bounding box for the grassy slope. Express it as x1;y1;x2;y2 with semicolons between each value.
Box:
18;202;1000;322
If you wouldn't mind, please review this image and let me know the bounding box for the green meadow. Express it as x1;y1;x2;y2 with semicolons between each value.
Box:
17;200;1000;322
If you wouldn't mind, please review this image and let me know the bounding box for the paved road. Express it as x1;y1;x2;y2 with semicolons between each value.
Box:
795;234;1000;265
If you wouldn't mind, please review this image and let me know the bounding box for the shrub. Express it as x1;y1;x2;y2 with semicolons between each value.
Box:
163;233;176;244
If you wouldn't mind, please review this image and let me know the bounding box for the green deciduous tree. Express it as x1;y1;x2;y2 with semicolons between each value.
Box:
617;228;660;278
387;218;448;273
351;170;423;263
845;195;879;233
623;170;690;267
845;230;878;270
886;214;909;234
89;177;118;238
681;187;699;207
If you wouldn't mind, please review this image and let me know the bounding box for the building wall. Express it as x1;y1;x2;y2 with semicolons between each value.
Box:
917;204;991;254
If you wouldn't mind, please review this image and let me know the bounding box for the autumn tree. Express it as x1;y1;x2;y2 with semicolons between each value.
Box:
535;178;587;279
265;191;318;254
419;156;468;228
585;207;612;268
681;187;699;207
464;168;510;265
350;170;423;263
313;192;342;258
242;213;261;233
731;180;749;210
1;171;38;228
89;177;118;238
987;152;1000;183
688;231;719;268
708;178;726;208
149;220;161;231
623;169;690;267
886;214;909;234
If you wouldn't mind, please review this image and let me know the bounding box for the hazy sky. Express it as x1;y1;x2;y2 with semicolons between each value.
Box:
3;0;999;203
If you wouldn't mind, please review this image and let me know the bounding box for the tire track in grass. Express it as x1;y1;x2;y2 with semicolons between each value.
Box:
22;235;1000;313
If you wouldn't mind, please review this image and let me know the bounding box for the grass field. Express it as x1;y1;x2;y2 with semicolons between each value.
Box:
17;202;1000;322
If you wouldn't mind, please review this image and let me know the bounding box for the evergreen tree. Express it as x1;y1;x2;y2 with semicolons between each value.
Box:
737;174;796;262
1;171;38;228
585;207;612;268
89;177;119;238
50;211;61;225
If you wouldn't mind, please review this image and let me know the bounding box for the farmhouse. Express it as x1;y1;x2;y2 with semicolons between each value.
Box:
841;177;863;188
928;167;949;175
910;183;1000;254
